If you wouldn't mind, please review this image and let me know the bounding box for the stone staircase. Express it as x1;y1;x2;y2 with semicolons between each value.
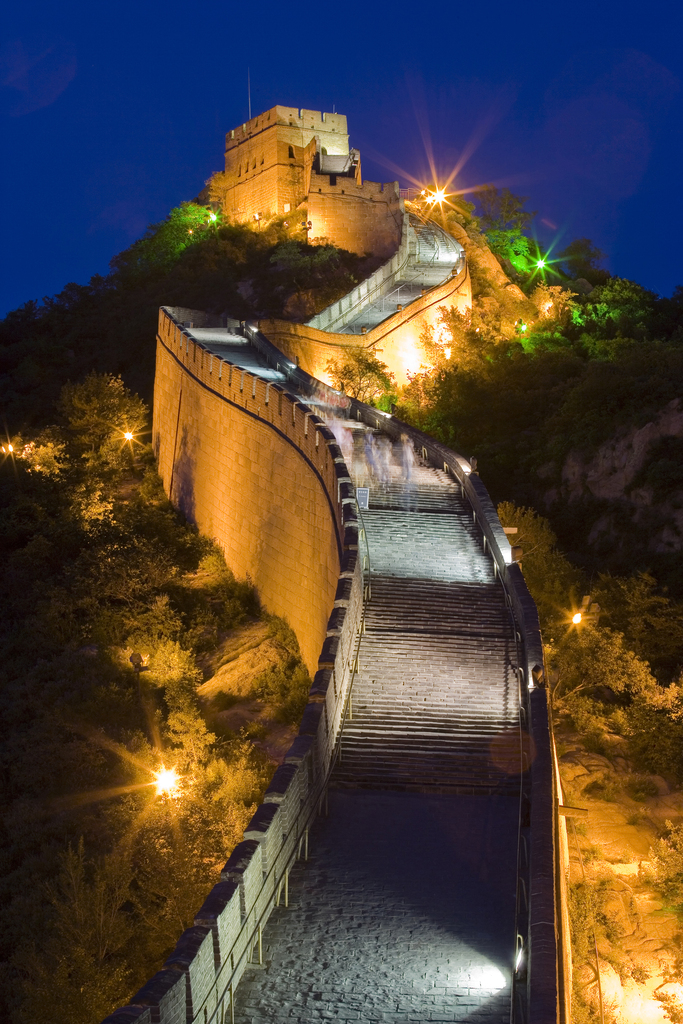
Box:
332;437;522;794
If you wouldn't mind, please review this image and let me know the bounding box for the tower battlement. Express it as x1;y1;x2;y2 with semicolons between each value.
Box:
220;104;402;259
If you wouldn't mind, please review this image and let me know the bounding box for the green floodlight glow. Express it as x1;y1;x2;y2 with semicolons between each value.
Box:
209;212;217;222
518;321;527;333
536;258;546;269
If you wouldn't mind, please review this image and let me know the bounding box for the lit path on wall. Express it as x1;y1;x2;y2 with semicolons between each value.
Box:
187;326;289;381
233;438;520;1023
338;215;464;335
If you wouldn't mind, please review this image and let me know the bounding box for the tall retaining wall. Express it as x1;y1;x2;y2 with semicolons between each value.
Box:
152;308;357;674
307;174;403;259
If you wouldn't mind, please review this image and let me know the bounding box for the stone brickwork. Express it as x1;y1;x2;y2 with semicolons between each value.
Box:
152;308;354;673
260;260;472;387
220;103;403;259
223;105;350;221
307;174;403;258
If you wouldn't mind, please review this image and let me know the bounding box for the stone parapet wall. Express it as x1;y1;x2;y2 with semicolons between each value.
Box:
307;209;412;332
307;175;403;258
102;548;365;1024
261;259;472;386
102;309;564;1024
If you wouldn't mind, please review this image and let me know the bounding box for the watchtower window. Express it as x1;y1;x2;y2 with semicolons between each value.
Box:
288;145;294;159
329;174;337;186
252;159;256;169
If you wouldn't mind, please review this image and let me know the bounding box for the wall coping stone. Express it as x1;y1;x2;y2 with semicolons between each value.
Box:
194;881;240;927
221;840;261;881
318;634;340;668
244;802;280;840
263;764;299;803
164;925;212;971
283;734;314;763
299;702;324;735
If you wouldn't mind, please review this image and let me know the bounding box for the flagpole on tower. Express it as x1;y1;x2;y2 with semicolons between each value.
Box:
248;68;251;120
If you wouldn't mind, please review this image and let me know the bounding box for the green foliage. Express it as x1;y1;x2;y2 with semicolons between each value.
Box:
474;186;536;270
496;502;583;629
325;346;396;403
252;616;312;724
651;822;683;906
59;372;147;473
110;203;217;277
0;374;284;1023
592;572;683;681
0;204;374;430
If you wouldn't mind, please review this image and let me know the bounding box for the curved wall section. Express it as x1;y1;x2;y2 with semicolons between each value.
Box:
260;262;471;386
153;308;355;673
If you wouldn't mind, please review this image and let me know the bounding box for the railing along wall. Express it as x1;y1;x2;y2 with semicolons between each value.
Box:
103;312;371;1024
306;208;412;332
345;399;567;1024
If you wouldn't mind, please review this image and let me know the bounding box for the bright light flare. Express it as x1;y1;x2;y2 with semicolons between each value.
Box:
208;212;217;222
536;258;546;269
154;767;180;798
444;347;452;360
123;431;134;441
572;612;582;625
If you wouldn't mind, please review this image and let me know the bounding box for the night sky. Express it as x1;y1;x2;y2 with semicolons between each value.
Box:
2;0;681;317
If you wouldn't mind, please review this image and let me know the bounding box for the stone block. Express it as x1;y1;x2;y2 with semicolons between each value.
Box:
325;606;346;636
299;701;324;737
164;925;215;1020
128;969;186;1024
194;880;241;969
100;1009;152;1024
334;578;353;606
309;668;334;702
221;839;263;919
319;634;340;669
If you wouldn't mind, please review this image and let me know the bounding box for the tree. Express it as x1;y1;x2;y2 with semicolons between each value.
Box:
16;841;136;1024
557;238;609;285
474;186;536;272
325;346;395;403
59;373;147;474
548;624;658;706
496;502;583;629
475;186;535;234
592;572;683;681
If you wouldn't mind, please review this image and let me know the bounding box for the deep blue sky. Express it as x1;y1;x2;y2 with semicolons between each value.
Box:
2;0;681;316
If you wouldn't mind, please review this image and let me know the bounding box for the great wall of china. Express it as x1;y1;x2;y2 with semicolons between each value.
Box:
102;105;571;1024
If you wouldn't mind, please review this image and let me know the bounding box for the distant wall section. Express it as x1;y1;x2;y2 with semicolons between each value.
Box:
153;309;353;673
260;261;471;386
307;176;403;258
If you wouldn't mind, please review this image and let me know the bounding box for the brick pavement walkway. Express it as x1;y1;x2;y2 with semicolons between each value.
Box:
234;790;517;1023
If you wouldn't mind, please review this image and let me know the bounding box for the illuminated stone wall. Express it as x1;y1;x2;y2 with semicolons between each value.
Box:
307;175;403;258
260;262;472;386
152;310;350;673
223;106;349;221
